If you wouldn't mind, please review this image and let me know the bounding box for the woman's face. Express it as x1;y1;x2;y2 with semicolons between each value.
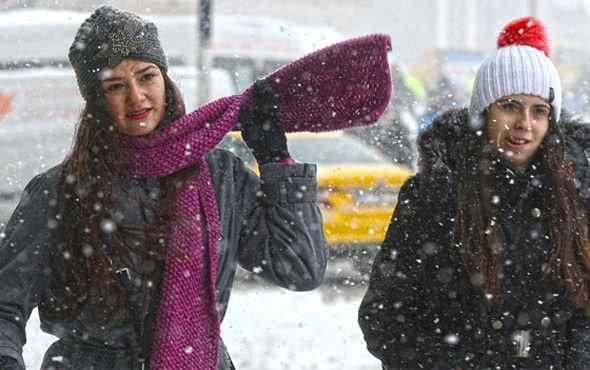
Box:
101;59;166;136
486;94;551;171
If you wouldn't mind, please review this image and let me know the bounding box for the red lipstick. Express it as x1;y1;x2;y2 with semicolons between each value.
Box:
127;108;151;120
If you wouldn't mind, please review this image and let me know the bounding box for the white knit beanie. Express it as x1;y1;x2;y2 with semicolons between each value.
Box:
468;17;562;122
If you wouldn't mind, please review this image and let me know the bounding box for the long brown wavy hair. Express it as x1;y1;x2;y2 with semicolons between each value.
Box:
455;110;590;313
49;70;199;321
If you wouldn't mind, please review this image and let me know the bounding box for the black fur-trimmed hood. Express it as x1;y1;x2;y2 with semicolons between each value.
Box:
417;108;590;194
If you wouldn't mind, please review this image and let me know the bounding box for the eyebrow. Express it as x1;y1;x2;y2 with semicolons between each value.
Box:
101;65;157;83
499;98;550;110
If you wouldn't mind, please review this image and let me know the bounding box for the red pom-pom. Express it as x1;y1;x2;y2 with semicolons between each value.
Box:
497;17;550;57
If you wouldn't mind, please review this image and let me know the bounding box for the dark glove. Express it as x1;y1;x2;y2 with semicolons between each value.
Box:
0;356;25;370
238;79;291;164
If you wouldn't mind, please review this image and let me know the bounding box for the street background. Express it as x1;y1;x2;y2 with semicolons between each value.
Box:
4;0;590;105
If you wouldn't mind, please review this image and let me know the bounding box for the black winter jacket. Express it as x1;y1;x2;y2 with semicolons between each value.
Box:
359;109;590;369
0;148;328;369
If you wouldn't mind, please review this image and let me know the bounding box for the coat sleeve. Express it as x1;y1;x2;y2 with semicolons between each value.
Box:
358;175;444;369
0;173;58;367
236;161;328;291
563;306;590;368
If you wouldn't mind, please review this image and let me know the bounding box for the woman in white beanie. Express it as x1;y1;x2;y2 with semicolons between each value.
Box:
359;17;590;369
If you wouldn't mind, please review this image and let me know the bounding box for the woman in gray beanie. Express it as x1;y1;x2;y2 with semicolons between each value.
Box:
359;16;590;369
0;5;328;369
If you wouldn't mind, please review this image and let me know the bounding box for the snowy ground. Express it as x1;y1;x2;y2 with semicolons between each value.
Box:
23;275;381;369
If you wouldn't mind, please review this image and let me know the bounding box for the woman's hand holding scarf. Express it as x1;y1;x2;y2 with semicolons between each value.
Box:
238;79;291;164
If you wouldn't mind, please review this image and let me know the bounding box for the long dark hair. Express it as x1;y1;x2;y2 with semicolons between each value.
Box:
455;110;590;312
49;70;197;321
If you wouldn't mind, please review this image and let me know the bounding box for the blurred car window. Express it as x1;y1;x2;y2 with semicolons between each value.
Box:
216;134;257;168
287;136;388;164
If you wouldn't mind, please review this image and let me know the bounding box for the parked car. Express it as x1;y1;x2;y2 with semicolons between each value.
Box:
216;131;415;279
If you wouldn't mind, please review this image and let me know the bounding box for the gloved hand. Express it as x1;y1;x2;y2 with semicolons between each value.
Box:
0;356;25;370
238;79;291;164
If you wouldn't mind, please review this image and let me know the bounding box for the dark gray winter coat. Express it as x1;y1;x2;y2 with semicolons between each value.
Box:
0;148;327;369
359;108;590;369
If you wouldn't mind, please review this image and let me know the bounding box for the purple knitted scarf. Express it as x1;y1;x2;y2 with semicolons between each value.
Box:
113;34;392;369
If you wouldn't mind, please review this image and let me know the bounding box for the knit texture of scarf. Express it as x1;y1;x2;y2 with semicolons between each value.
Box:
113;33;392;369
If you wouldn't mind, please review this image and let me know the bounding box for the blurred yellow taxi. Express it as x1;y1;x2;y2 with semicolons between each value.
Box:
216;131;414;276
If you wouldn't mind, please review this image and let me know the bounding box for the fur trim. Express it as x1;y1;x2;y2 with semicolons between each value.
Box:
418;108;473;187
561;112;590;149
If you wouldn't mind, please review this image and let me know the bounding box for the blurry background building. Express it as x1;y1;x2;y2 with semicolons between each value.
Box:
1;0;590;174
3;0;589;112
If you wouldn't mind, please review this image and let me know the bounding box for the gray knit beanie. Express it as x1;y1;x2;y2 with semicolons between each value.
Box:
68;5;168;99
468;17;561;122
